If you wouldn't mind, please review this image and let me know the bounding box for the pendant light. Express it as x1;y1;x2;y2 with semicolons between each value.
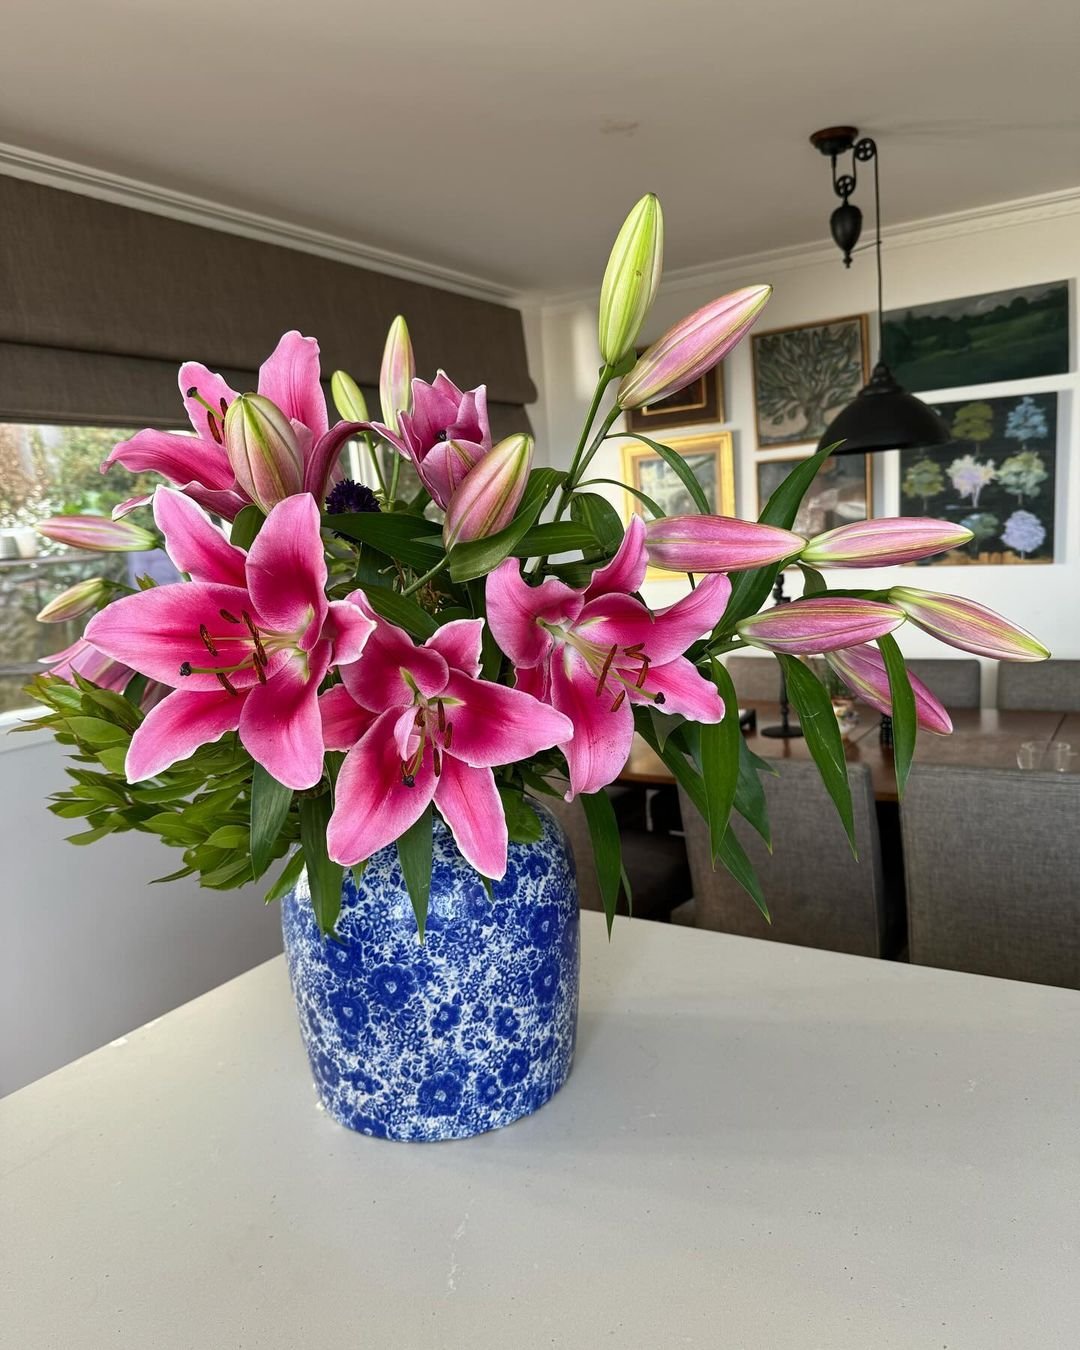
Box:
810;127;950;454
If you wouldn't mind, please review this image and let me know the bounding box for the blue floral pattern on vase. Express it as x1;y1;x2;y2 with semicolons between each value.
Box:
281;802;579;1142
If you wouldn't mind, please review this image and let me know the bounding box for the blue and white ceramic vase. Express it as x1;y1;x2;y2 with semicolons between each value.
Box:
281;802;579;1142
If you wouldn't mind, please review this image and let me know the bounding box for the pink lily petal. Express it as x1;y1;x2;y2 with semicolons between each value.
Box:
319;685;378;750
302;420;369;502
41;637;133;692
153;487;248;587
257;331;328;441
485;560;582;668
551;646;635;799
178;362;238;439
102;428;235;491
238;643;332;790
629;655;725;722
84;582;270;691
415;437;486;508
513;663;550;703
327;709;438;866
644;514;805;573
577;573;730;666
584;514;648;600
438;670;574;768
433;757;508;879
825;644;953;735
738;597;906;655
245;495;328;648
341;594;450;709
111;494;154;520
179;484;250;521
425;619;485;677
324;600;375;665
126;688;244;782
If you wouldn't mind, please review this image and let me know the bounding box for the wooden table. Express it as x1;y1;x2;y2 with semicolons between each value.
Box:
3;914;1079;1349
620;704;1070;802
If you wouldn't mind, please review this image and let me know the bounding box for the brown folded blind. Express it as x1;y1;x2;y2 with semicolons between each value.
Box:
0;175;534;430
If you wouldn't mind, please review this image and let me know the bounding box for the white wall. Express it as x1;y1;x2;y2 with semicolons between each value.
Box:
524;196;1080;694
0;727;282;1095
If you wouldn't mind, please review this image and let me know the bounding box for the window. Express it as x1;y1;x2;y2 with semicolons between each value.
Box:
0;423;163;714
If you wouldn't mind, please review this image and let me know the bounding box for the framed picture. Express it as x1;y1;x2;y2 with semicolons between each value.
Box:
622;431;735;531
756;452;872;538
751;315;868;448
898;393;1057;565
625;357;725;432
882;282;1070;392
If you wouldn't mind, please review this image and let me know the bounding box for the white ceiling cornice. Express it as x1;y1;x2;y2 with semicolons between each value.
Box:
0;141;520;305
530;183;1080;313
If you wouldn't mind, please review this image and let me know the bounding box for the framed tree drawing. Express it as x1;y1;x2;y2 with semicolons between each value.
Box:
626;357;725;432
756;452;872;537
751;315;868;448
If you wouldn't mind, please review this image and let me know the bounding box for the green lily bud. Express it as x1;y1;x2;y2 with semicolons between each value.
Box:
598;193;664;366
223;393;304;513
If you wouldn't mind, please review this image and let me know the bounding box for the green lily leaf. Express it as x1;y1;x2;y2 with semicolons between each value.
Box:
776;653;856;854
397;806;433;941
580;789;623;935
250;764;294;879
299;794;343;936
620;434;710;514
569;492;625;561
878;632;917;798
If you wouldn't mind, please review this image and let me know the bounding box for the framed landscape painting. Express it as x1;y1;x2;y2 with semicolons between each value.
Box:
756;452;871;538
626;356;724;432
751;315;868;448
881;282;1069;392
622;430;734;518
898;393;1057;565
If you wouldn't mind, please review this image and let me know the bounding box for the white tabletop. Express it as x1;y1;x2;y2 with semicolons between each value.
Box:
3;913;1078;1349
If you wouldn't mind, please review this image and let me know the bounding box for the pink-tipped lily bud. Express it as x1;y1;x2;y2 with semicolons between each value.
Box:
330;369;369;424
36;575;113;624
617;285;771;410
443;434;533;549
37;515;156;552
889;587;1050;662
379;315;415;435
645;514;804;573
598;193;664;366
223;393;304;513
737;597;905;654
802;517;974;568
825;643;953;735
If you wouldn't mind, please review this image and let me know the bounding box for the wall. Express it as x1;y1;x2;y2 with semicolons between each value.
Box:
525;196;1080;697
0;727;282;1095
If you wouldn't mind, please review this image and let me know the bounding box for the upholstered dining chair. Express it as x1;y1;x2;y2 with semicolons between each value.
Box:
725;655;782;703
677;761;888;957
902;765;1080;989
997;660;1080;712
905;658;981;710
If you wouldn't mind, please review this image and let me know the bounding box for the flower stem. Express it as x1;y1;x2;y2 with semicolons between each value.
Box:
401;554;449;597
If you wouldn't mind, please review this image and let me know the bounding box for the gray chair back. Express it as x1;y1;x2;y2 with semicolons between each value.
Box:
726;655;781;703
906;658;981;709
902;765;1080;989
998;660;1080;712
677;761;886;957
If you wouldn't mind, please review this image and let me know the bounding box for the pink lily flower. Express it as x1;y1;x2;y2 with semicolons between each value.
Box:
321;602;573;879
802;517;974;568
371;372;492;508
889;587;1050;662
617;286;771;410
825;644;953;734
102;332;364;520
486;516;729;798
84;489;373;789
645;515;805;573
737;597;906;654
41;636;136;693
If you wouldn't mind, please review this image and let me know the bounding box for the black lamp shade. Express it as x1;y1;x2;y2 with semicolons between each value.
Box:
819;361;951;454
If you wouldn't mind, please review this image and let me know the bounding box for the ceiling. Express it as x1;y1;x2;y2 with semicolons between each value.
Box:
2;0;1079;294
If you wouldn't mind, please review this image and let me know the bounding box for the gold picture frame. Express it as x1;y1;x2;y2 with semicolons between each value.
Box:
625;358;725;432
622;432;735;577
751;314;869;448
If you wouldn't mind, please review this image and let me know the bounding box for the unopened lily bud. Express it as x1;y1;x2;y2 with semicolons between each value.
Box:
617;285;771;409
645;515;804;573
223;393;304;512
379;315;414;435
444;434;534;548
331;370;370;424
737;597;905;654
598;193;664;366
36;576;113;623
37;515;156;552
825;644;952;734
802;517;973;568
889;587;1050;662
